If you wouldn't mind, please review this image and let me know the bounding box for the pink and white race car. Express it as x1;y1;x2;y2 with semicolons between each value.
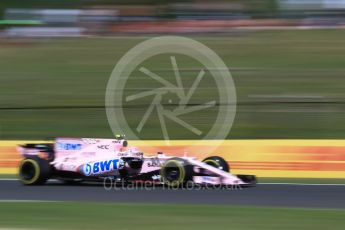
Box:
17;136;256;186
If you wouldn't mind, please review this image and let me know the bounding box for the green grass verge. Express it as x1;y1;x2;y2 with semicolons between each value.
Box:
1;30;345;139
0;174;16;179
0;202;344;230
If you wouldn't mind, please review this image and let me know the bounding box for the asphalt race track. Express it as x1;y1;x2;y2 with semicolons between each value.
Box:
1;180;345;209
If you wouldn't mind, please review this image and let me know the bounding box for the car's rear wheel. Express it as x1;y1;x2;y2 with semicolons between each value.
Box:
160;158;192;187
202;156;229;172
19;157;51;185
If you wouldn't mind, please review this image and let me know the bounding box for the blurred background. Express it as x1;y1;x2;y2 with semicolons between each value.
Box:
1;3;345;229
0;0;345;140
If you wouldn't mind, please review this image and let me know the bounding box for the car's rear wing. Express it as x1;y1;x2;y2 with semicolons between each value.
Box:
17;143;54;160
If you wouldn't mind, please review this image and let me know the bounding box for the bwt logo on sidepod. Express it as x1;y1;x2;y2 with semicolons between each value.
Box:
83;159;119;176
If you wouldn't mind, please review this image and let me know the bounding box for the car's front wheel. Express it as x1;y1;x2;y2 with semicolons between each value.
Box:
202;156;230;172
160;158;192;187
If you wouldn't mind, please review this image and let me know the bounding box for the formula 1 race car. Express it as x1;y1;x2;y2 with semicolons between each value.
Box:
17;136;256;186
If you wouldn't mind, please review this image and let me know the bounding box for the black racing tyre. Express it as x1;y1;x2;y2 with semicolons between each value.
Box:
160;158;193;187
202;156;230;172
19;156;51;185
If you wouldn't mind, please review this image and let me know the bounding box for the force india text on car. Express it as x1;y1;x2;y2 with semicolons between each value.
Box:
17;136;256;187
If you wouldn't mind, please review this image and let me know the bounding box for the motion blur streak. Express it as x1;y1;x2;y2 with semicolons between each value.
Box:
2;140;345;178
